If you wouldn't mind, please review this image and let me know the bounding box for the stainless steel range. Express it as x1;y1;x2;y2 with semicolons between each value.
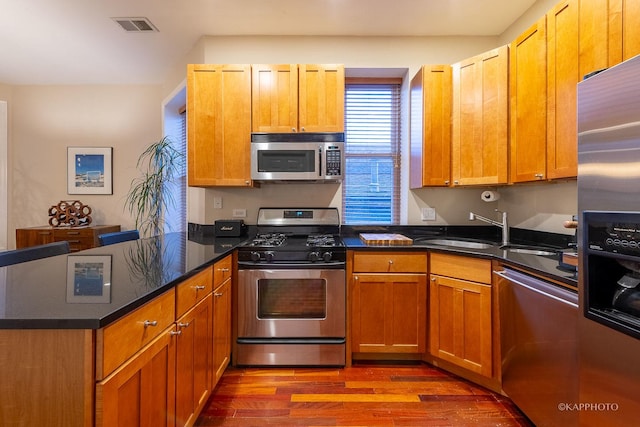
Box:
235;208;346;366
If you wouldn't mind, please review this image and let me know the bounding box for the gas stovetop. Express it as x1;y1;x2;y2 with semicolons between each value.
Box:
237;208;345;265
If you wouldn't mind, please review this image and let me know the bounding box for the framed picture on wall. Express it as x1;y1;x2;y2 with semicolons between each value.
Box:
67;147;113;195
66;255;112;303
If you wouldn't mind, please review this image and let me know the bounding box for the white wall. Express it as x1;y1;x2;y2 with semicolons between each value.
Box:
8;85;163;247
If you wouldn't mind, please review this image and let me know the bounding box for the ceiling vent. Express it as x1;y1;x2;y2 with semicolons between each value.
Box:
112;17;158;32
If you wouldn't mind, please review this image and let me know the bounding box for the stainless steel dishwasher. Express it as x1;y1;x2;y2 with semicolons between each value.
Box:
495;267;579;427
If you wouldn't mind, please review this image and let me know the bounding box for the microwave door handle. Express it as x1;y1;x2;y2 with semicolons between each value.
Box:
318;146;323;177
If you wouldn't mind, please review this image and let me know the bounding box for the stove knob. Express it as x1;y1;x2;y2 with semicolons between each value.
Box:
308;251;321;262
265;251;275;262
322;252;333;262
250;251;261;262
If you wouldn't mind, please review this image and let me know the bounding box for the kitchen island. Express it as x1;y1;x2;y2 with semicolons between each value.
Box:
0;232;244;427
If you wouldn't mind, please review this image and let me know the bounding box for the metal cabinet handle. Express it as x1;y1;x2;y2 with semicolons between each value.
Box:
388;260;394;264
170;330;182;336
178;322;190;328
218;267;230;273
194;285;206;291
535;173;544;179
214;292;223;297
143;320;158;327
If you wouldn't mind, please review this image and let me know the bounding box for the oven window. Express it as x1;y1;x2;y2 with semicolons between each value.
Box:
257;278;326;319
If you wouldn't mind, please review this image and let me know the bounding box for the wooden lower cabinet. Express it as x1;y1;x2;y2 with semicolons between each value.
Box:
175;296;213;427
96;327;177;427
350;251;428;354
429;253;493;378
213;278;231;383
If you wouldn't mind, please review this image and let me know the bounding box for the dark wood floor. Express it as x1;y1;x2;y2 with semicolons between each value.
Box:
195;362;533;426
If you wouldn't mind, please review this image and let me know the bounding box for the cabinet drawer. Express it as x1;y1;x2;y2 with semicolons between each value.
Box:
97;289;176;379
213;255;232;288
353;251;427;273
176;266;213;318
430;253;492;284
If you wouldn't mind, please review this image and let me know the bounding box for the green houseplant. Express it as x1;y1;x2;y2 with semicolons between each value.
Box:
125;136;185;237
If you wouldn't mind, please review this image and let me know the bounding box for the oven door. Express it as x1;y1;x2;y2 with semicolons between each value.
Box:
237;268;345;339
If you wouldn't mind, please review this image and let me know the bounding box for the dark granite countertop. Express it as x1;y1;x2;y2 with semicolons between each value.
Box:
341;225;578;289
1;224;577;330
0;232;248;330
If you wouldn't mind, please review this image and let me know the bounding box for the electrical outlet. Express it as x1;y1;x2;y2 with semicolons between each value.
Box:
233;208;247;218
421;207;436;221
213;197;222;209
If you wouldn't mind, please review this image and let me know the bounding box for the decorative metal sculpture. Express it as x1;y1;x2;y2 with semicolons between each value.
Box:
48;200;92;227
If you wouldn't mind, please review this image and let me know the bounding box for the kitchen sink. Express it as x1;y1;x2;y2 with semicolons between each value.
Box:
417;238;496;249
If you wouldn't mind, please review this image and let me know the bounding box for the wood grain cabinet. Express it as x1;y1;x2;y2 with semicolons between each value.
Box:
429;253;493;378
350;251;428;355
252;64;345;133
16;225;121;251
509;16;548;183
452;45;509;186
187;64;253;187
409;65;452;188
96;289;177;427
175;268;214;427
212;255;232;384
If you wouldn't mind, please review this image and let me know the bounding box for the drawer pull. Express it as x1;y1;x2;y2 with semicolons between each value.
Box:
194;285;206;291
143;320;158;328
218;267;230;273
214;292;223;297
178;322;190;328
388;260;394;264
170;330;182;336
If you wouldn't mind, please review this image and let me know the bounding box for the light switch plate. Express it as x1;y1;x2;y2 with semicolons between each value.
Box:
213;197;222;209
233;208;247;218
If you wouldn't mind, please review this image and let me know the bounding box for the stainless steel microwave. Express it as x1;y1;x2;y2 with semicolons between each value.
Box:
250;132;345;182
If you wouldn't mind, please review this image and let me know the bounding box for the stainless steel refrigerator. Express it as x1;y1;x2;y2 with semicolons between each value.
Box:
577;54;640;426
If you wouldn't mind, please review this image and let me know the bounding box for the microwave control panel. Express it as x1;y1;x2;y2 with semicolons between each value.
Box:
586;211;640;257
325;145;342;176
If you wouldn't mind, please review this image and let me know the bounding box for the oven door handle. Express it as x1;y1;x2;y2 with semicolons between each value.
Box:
237;261;346;269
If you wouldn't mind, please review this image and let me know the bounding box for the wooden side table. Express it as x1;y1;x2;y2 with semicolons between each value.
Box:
16;225;121;252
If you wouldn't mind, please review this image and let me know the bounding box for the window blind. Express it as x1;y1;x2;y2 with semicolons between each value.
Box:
342;81;402;224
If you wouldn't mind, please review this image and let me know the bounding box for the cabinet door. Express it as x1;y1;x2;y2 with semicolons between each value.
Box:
510;17;548;183
298;64;345;132
252;64;299;132
547;0;611;180
187;64;252;187
452;46;508;186
351;273;427;353
15;228;54;248
429;274;492;377
620;0;640;61
213;278;231;384
175;296;213;427
96;328;176;427
409;65;452;188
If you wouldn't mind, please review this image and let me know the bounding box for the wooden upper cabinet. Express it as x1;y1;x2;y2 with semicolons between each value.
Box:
452;46;508;186
298;64;345;132
187;64;252;187
509;17;548;183
409;65;452;188
252;64;299;133
609;0;640;65
252;64;345;133
547;0;611;180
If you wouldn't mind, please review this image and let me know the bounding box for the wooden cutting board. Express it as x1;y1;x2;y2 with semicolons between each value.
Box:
359;233;413;246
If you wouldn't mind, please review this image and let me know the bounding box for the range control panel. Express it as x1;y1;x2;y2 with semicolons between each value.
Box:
586;211;640;257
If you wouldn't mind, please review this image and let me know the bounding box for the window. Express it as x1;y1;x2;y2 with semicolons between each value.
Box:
342;80;402;224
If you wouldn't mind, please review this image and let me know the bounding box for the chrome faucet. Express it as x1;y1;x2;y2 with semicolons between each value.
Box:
469;209;509;247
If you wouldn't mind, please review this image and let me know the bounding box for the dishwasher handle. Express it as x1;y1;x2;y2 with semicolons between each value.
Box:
494;269;578;308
